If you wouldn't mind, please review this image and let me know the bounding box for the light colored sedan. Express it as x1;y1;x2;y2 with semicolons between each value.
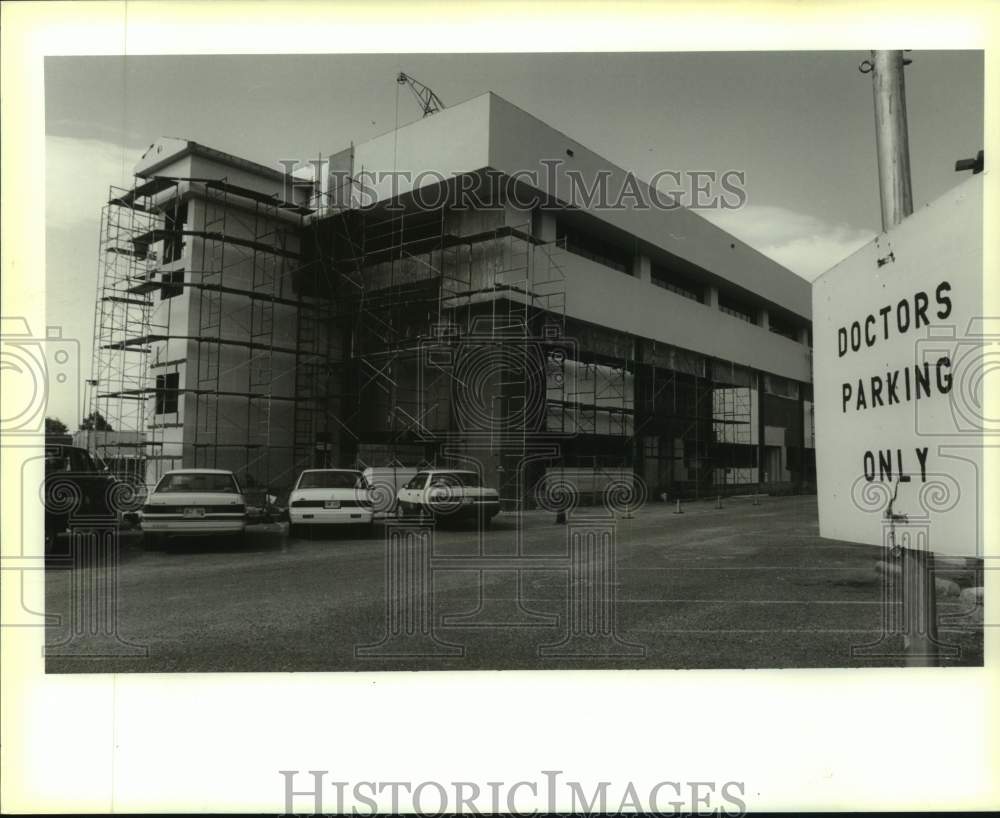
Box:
140;469;247;546
396;469;501;524
287;469;374;536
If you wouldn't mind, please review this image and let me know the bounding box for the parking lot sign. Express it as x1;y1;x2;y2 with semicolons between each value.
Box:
813;175;985;558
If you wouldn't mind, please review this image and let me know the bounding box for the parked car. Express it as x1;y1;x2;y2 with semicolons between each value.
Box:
362;466;417;516
287;469;374;536
43;443;120;549
396;469;501;524
139;469;247;547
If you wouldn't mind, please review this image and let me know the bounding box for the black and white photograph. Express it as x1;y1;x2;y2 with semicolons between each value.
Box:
34;48;987;673
2;1;998;815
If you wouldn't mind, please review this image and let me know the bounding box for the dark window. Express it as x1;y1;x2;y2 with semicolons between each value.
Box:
296;470;365;489
718;293;757;324
768;312;799;341
160;268;184;300
155;472;239;493
429;471;482;488
764;374;800;399
155;372;180;414
557;221;631;274
161;201;188;264
650;265;703;302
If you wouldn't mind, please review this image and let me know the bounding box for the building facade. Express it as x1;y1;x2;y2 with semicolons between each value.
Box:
91;93;815;505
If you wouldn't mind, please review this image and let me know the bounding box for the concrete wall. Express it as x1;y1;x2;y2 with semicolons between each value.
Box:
486;93;811;320
132;156;305;488
550;247;812;383
187;155;294;201
351;95;492;205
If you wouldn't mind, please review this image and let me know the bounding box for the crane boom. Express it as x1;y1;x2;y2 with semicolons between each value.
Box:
396;72;446;117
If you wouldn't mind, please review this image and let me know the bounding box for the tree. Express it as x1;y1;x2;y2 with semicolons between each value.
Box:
79;411;113;431
45;417;69;436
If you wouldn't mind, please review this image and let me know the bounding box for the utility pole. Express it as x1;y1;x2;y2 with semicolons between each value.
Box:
869;50;914;232
863;50;939;666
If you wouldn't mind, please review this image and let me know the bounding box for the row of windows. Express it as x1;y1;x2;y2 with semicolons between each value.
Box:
650;265;703;303
767;312;799;341
556;222;630;274
718;295;757;325
555;221;806;341
151;200;185;416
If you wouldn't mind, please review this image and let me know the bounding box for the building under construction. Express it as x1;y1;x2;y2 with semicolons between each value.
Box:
90;91;815;507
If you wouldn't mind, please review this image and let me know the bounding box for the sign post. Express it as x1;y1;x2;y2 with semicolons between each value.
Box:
866;50;936;664
872;50;936;666
814;52;984;665
867;50;914;233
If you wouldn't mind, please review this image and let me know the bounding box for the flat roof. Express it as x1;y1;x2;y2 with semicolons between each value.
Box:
135;137;288;183
346;92;812;319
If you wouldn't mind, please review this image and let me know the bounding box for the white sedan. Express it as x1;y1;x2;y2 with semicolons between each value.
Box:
287;469;374;536
140;469;247;546
396;469;501;524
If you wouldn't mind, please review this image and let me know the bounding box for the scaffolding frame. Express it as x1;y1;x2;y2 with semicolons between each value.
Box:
304;180;570;508
91;179;180;479
90;175;318;490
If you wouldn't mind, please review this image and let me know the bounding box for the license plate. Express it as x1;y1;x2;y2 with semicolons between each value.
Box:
462;497;474;505
324;500;341;509
183;507;205;518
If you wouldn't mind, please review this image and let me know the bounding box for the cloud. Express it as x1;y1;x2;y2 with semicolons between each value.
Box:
45;135;147;425
701;204;876;281
46;134;146;230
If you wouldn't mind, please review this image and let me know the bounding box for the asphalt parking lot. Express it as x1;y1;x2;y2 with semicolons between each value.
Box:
44;495;983;672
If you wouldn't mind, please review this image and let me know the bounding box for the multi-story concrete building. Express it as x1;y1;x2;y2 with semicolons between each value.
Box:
92;92;814;505
93;138;313;487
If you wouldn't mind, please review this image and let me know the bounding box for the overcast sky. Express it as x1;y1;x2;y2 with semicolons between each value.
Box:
45;51;983;425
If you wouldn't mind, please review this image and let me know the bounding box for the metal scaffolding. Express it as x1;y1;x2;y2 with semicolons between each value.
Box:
90;175;319;490
91;178;178;479
304;185;570;509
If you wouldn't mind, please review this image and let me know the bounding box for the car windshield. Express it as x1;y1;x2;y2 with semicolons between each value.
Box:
429;472;482;487
297;471;365;489
156;473;239;493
